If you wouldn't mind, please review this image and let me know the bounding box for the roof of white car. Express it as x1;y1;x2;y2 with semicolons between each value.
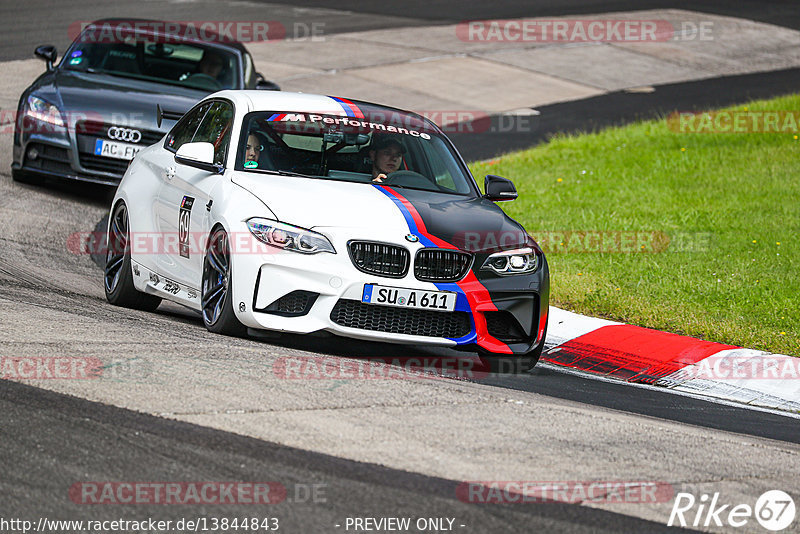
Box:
209;90;407;116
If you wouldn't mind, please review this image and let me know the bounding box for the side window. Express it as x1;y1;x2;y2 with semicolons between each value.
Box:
165;102;211;152
419;138;457;191
192;101;234;165
243;53;256;89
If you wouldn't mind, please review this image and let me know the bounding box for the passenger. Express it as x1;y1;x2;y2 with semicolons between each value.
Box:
244;133;263;167
369;136;405;182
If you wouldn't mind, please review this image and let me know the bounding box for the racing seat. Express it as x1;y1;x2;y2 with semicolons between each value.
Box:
356;145;374;173
256;147;275;170
249;132;275;170
99;45;141;74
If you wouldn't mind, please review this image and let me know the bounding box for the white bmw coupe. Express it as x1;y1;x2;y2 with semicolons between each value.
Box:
104;91;549;371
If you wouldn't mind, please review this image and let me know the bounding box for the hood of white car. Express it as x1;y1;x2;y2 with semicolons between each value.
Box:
231;171;529;252
231;172;410;231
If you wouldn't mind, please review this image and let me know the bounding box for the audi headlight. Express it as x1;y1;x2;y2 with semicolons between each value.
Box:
481;247;539;275
246;218;335;254
26;95;65;127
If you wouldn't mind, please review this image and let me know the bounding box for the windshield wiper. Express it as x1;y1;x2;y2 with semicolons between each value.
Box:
379;183;441;193
86;67;127;78
257;169;319;179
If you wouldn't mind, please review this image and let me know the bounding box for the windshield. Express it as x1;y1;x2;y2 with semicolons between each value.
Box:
62;36;240;91
235;110;476;195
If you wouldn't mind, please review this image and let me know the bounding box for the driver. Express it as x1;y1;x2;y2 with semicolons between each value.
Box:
369;136;405;182
196;50;224;79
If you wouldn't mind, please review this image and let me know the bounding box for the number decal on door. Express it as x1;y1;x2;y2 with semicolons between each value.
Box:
179;195;195;258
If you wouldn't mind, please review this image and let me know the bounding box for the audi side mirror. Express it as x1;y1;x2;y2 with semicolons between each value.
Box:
484;175;518;201
175;142;223;174
255;72;280;91
35;45;58;71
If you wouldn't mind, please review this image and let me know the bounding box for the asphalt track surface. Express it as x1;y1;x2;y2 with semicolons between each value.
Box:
2;2;800;533
1;379;697;533
449;67;800;160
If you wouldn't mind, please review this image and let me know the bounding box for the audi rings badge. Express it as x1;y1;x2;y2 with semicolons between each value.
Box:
107;126;142;143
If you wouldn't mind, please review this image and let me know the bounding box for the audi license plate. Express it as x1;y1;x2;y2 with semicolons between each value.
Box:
94;138;141;160
362;284;455;312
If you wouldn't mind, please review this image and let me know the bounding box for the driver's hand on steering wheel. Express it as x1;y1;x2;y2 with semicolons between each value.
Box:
372;173;388;183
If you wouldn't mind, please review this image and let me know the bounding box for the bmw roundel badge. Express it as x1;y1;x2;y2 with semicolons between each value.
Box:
405;234;419;243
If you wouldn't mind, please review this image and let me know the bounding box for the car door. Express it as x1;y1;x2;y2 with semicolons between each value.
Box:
150;101;210;286
156;100;234;289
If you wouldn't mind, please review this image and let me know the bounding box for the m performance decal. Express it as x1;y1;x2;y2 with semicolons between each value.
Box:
374;185;512;354
179;196;194;259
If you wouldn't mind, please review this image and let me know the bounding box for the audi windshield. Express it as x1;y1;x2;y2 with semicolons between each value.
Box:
234;110;478;196
63;36;240;91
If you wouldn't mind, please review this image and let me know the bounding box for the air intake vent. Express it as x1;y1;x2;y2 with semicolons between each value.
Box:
348;241;410;278
261;290;318;317
484;311;528;343
330;299;471;338
414;249;473;282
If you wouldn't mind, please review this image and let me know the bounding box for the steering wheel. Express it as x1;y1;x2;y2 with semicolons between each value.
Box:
185;73;222;91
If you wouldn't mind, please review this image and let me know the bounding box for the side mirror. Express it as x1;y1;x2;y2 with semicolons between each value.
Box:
484;175;518;201
175;142;223;174
35;45;58;71
255;73;280;91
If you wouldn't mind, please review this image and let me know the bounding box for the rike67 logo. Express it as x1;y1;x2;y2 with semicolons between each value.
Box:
668;490;795;531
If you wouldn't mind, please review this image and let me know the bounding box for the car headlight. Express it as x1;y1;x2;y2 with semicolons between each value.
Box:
481;247;539;275
246;218;335;254
26;95;65;127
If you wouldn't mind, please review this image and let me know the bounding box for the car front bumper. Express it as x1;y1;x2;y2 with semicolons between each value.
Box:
13;115;164;186
229;229;549;356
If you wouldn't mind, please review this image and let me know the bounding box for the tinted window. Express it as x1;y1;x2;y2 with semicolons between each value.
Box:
243;52;256;89
192;102;234;165
235;111;475;195
63;32;240;90
165;102;211;152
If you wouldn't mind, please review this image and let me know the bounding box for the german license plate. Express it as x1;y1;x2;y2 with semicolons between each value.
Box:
361;284;455;312
94;138;141;160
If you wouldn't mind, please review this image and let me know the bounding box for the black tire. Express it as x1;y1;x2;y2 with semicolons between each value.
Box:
104;202;162;311
12;168;43;186
201;226;247;336
484;319;548;374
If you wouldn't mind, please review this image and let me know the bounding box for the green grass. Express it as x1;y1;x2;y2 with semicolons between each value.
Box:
469;94;799;356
